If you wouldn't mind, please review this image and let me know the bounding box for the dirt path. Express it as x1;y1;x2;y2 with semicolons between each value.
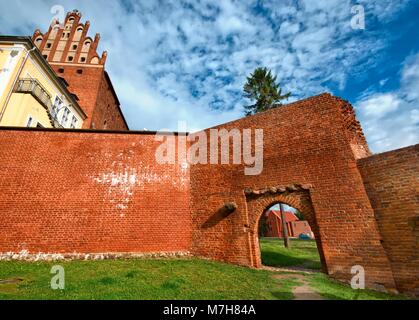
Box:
292;282;324;300
263;265;318;274
273;272;325;300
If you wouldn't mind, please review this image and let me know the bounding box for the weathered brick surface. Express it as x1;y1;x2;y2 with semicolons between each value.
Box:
358;145;419;295
52;65;102;128
0;130;190;254
0;93;416;294
90;72;128;130
51;66;128;130
190;93;397;291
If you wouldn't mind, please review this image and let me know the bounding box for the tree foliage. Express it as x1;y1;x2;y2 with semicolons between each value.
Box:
243;67;291;116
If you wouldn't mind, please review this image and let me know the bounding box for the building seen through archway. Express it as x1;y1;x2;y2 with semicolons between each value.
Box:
258;203;322;271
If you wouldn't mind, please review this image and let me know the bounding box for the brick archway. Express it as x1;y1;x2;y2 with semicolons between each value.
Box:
246;190;328;273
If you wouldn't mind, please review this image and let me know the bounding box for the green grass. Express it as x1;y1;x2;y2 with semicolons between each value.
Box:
0;258;296;300
260;239;408;300
0;240;408;300
260;238;322;270
307;273;406;300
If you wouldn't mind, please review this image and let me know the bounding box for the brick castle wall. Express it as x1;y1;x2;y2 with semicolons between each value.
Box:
0;129;190;254
52;66;128;130
1;93;417;294
358;145;419;295
190;93;397;292
52;65;101;129
90;72;128;130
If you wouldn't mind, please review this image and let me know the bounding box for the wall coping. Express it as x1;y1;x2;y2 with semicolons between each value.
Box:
0;126;188;136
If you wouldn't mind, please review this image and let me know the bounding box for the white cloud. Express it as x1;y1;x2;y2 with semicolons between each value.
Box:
401;54;419;101
358;93;401;118
0;0;416;153
411;109;419;123
356;53;419;152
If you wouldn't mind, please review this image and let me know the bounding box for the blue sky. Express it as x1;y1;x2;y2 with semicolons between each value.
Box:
0;0;418;153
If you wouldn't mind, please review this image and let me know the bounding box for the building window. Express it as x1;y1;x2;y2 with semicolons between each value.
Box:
68;56;74;62
80;57;86;62
76;69;83;74
58;68;64;73
61;107;70;126
52;96;63;120
46;43;52;49
70;115;78;129
26;116;33;127
72;44;77;50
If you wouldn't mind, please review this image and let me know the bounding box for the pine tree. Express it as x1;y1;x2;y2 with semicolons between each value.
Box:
243;67;291;116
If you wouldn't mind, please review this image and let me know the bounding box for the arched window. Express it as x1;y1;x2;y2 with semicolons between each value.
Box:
90;57;99;64
82;40;91;52
73;27;84;41
67;17;75;27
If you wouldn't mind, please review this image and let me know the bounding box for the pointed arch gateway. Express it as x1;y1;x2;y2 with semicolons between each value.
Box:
245;186;328;273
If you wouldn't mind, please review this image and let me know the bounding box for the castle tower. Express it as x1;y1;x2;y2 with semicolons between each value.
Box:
32;10;128;130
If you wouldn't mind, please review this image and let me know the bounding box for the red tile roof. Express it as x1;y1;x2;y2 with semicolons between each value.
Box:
267;211;299;222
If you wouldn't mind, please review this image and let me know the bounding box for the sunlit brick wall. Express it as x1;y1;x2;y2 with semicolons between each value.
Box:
0;129;190;255
358;145;419;295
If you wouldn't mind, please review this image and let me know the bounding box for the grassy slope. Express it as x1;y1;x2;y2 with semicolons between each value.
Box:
0;259;295;300
0;240;407;300
260;238;407;300
260;238;321;270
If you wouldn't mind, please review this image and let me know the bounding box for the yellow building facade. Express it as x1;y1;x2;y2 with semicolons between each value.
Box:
0;36;86;128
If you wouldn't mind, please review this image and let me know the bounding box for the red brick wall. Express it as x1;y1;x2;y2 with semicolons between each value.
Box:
1;93;416;294
264;213;282;238
51;65;128;130
90;72;128;130
0;129;190;254
52;65;102;129
358;145;419;295
190;93;397;292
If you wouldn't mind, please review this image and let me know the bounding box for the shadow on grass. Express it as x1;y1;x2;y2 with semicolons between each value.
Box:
270;290;294;300
260;239;322;270
262;250;320;270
